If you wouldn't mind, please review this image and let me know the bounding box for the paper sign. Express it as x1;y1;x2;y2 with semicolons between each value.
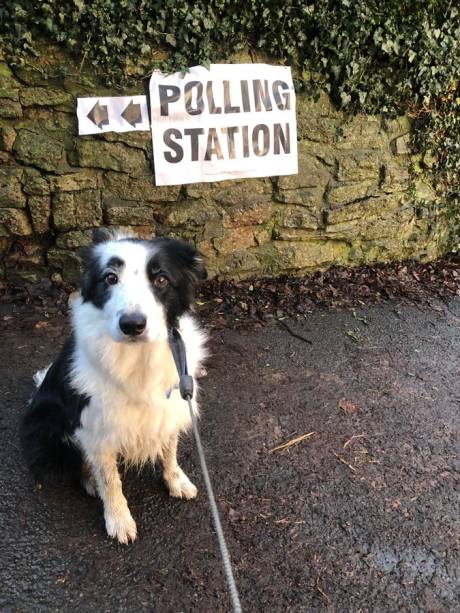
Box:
77;96;149;135
149;64;297;186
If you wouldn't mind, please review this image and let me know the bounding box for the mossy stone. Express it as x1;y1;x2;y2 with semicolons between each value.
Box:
76;140;150;175
0;208;32;236
0;168;26;208
28;195;51;234
14;129;65;171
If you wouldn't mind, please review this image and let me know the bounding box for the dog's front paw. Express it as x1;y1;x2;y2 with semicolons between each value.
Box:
105;507;137;544
164;468;198;500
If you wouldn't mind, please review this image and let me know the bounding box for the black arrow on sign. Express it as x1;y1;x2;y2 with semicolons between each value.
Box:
121;99;142;127
87;100;109;129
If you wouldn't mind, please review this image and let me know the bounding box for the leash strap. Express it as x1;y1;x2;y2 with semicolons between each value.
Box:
168;328;243;613
168;327;194;400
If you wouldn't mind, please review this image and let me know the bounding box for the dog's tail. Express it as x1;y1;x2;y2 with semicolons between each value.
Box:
20;399;83;483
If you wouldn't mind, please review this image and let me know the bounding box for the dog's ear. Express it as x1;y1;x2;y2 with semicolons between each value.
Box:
92;227;113;244
188;250;207;282
179;242;207;283
157;238;207;283
77;244;96;276
77;228;114;272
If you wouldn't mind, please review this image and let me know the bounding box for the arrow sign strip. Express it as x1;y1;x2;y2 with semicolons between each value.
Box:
77;95;149;135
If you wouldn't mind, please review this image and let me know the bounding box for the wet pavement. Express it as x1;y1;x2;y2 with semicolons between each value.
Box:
0;296;459;612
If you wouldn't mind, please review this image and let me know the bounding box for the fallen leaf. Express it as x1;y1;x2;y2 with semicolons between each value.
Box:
228;508;245;522
34;321;49;329
271;371;288;382
345;328;364;342
339;398;358;414
352;310;369;325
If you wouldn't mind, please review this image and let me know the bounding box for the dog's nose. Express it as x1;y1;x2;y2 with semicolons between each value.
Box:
119;312;147;336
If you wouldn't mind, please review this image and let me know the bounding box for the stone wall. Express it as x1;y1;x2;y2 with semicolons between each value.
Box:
0;46;450;285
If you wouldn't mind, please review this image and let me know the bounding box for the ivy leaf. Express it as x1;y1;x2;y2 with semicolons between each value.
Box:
340;91;351;106
165;33;176;47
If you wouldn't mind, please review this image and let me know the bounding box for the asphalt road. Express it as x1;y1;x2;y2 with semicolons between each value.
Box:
0;297;459;612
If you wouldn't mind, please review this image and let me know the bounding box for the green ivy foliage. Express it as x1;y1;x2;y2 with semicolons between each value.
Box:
413;91;460;246
1;1;458;108
0;1;459;244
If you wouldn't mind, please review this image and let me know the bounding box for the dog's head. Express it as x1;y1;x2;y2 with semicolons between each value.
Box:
79;229;206;343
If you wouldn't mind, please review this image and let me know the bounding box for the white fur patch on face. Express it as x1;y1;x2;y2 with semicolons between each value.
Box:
93;239;167;343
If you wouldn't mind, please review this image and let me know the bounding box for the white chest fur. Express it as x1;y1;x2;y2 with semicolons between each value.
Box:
70;311;206;465
76;389;193;465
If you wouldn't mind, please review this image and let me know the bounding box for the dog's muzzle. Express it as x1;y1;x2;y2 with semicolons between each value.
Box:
119;312;147;337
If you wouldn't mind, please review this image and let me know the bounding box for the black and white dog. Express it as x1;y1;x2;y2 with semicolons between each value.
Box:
20;230;207;544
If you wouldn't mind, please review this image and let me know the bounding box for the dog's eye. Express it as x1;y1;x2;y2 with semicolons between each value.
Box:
104;272;119;286
153;274;169;289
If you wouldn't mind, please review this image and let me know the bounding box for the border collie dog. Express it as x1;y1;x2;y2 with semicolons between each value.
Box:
20;230;207;544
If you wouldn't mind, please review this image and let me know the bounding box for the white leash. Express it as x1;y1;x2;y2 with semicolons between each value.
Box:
169;328;242;613
187;397;242;613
